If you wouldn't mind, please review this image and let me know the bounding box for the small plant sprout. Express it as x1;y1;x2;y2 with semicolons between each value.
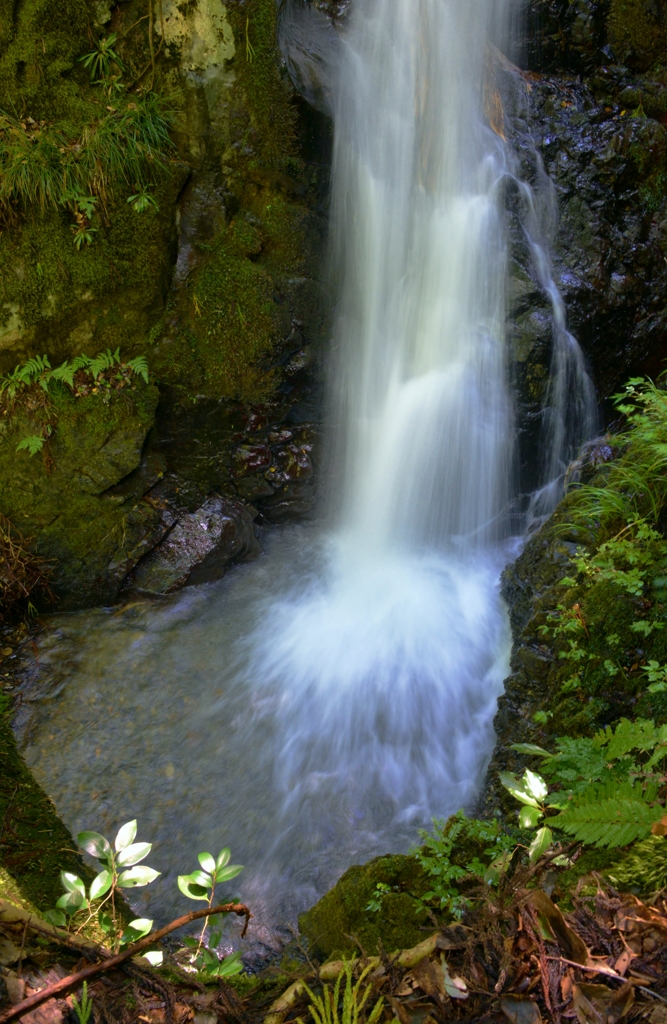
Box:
79;34;125;82
178;847;244;978
499;767;554;864
127;185;159;213
297;959;384;1024
44;819;160;952
71;981;93;1024
16;435;45;456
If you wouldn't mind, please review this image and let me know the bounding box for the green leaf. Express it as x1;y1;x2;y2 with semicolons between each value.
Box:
524;770;549;802
215;864;243;883
519;805;543;829
143;951;163;966
120;918;153;945
114;820;137;852
528;826;553;865
509;744;553;758
16;435;45;457
117;866;160;888
61;872;86;896
214;951;243;978
182;936;200;948
56;891;84;912
483;850;512;886
77;831;111;861
43;909;67;928
89;869;112;901
98;912;114;934
216;848;231;870
209;930;222;948
116;842;152;867
499;771;540;808
198;852;216;874
187;869;213;888
178;875;209;901
552;782;664;847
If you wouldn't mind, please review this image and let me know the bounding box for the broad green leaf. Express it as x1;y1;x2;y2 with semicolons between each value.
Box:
142;951;163;966
528;826;553;865
214;954;244;977
77;831;111;861
215;864;243;883
198;852;216;874
125;918;153;940
43;909;67;928
182;936;200;948
510;743;553;758
116;842;152;867
519;805;543;829
56;891;84;912
187;869;213;888
524;770;549;803
208;915;221;929
89;869;112;901
209;930;222;948
178;875;208;901
114;820;137;852
61;872;86;896
98;912;114;934
117;866;160;888
499;771;539;809
216;848;231;871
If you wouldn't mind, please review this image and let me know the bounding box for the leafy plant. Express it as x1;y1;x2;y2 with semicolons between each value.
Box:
415;810;515;918
44;819;161;954
298;960;383;1024
178;848;244;978
127;185;159;213
364;881;395;914
16;435;45;456
79;34;125;81
71;981;93;1024
504;719;667;849
0;349;150;408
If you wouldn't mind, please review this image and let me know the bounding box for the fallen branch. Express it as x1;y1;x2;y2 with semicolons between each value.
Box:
0;902;251;1023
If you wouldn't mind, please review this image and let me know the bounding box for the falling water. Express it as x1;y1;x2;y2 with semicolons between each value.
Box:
246;0;520;876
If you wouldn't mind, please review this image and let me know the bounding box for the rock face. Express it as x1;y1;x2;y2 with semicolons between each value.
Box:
129;495;260;595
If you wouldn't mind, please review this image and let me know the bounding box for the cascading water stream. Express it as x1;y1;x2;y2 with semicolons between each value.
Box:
15;0;599;934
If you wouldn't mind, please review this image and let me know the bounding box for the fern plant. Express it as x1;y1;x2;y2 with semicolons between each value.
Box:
298;960;383;1024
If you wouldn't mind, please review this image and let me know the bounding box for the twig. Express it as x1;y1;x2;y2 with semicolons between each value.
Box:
0;902;251;1023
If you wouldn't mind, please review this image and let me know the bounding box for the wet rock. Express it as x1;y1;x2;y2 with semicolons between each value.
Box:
277;0;342;116
128;496;260;595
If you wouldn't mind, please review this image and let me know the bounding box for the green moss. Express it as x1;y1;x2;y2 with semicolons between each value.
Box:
608;0;667;73
298;854;430;961
0;381;161;608
0;713;93;910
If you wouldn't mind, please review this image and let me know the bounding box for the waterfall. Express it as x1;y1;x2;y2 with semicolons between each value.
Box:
246;0;531;883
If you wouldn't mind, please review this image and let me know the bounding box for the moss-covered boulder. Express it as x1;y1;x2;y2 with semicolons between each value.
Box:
298;853;430;961
0;381;163;609
608;0;667;72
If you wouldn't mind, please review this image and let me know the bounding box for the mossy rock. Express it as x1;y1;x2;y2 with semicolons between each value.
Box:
608;0;667;72
298;853;430;961
0;381;161;609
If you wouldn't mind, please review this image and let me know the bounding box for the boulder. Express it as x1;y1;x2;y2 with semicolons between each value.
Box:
128;495;260;595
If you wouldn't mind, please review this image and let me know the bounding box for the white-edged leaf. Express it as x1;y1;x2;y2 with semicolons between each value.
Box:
198;852;216;873
519;805;543;829
216;848;231;871
116;842;152;867
524;770;549;803
114;820;137;852
61;872;86;896
499;771;540;808
89;869;112;901
77;831;111;860
215;864;243;883
178;875;208;901
528;826;553;865
117;866;160;888
142;951;163;966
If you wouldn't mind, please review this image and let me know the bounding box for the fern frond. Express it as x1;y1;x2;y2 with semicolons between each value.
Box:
595;718;667;761
48;361;76;387
126;355;149;383
553;781;663;847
